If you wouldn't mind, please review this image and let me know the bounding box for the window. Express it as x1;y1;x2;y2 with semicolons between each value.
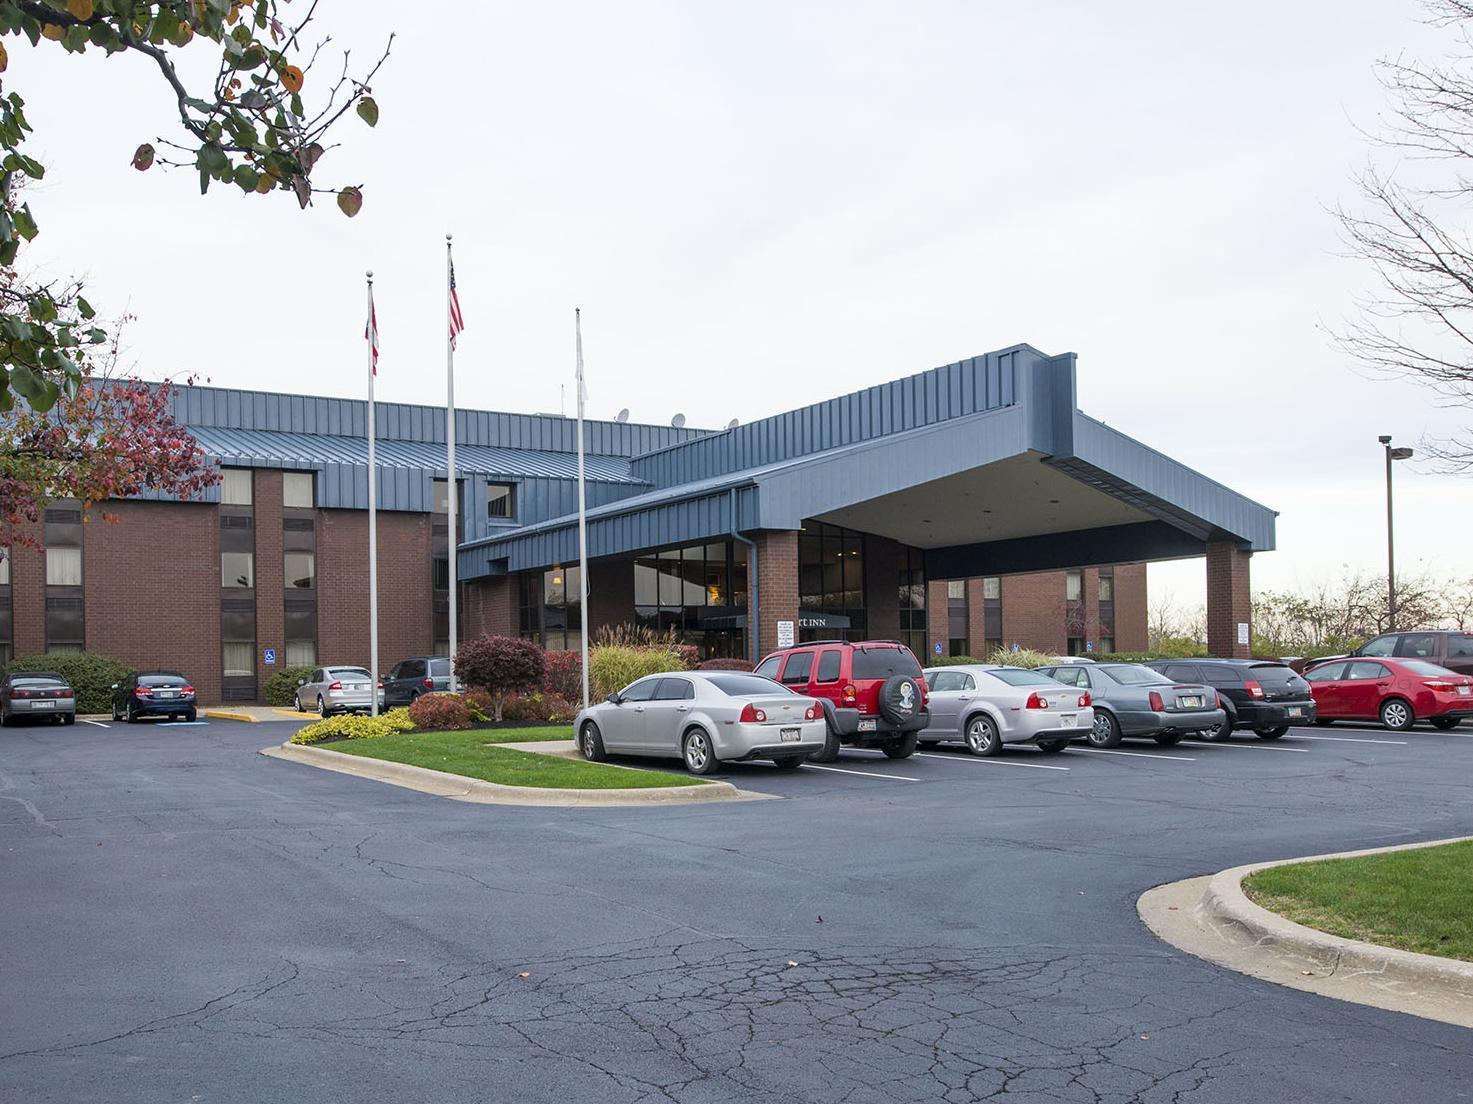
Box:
0;552;9;585
285;552;315;589
1099;573;1114;602
1099;665;1172;686
1048;667;1086;688
222;642;254;677
632;541;748;658
797;520;866;643
654;677;695;701
983;577;1000;600
754;655;781;679
1451;635;1473;658
1198;665;1240;688
222;552;255;588
1066;637;1085;656
986;668;1061;687
707;673;793;696
285;641;317;667
897;545;926;661
220;468;253;505
928;671;974;692
1395;634;1438;659
619;678;659;702
816;649;842;683
1163;664;1201;682
946;580;965;599
487;482;516;519
45;596;84;649
1400;660;1452;677
1359;636;1396;657
947;579;968;657
1065;571;1082;601
1347;661;1390;680
46;547;82;586
780;651;814;685
1306;662;1346;683
851;647;921;680
1097;637;1114;655
282;472;315;508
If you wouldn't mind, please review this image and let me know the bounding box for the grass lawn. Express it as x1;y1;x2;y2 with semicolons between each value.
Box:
326;727;707;789
1243;840;1473;962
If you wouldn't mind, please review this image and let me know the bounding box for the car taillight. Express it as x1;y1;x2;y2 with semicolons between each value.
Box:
423;677;434;689
1024;692;1049;709
1215;692;1224;709
804;705;819;720
1425;680;1453;691
135;686;151;698
841;684;857;703
739;704;767;723
328;680;343;691
180;686;194;696
9;689;29;699
1078;692;1091;708
1244;679;1265;699
1148;691;1165;711
377;681;384;689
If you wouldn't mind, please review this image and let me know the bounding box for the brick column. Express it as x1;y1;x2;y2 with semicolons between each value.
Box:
254;470;284;695
587;558;634;634
9;525;45;657
1206;541;1252;658
1113;564;1148;651
753;530;798;657
925;579;948;655
863;536;900;641
1083;567;1101;649
463;575;517;639
966;578;987;653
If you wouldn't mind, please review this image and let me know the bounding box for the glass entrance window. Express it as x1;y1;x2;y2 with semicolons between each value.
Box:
631;541;748;658
898;544;926;659
798;521;866;642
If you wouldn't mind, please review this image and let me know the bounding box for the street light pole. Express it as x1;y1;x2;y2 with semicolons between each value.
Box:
1378;435;1414;631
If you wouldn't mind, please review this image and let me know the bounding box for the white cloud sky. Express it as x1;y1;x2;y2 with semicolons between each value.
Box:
9;0;1469;608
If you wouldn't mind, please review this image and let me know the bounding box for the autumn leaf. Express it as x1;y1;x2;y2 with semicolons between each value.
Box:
281;65;304;94
357;96;379;127
67;0;94;19
131;143;155;172
337;186;363;217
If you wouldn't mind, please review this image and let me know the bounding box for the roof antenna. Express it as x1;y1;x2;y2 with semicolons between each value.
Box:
560;384;565;417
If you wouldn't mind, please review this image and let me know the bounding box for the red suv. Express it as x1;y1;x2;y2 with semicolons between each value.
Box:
754;640;930;762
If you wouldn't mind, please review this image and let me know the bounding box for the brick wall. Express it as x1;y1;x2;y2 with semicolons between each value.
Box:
1001;571;1067;654
587;558;635;631
317;508;434;671
82;502;222;701
965;578;987;652
925;580;949;655
1206;541;1252;658
253;470;284;689
462;575;516;639
863;536;900;641
754;530;798;656
1113;563;1148;651
9;521;45;657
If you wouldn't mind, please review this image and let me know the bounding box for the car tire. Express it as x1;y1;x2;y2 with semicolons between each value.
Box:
1431;717;1462;731
294;693;305;713
1036;738;1069;754
1380;697;1414;731
1256;726;1288;740
1153;732;1184;746
111;701;121;721
808;727;842;763
579;720;607;761
963;714;1003;757
126;706;139;724
1087;710;1123;748
882;733;918;759
1314;719;1333;726
318;695;330;719
1204;710;1235;741
62;713;75;726
771;755;806;770
682;728;721;775
183;710;197;723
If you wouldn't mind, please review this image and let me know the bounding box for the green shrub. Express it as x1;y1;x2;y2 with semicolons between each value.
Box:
588;644;685;700
697;657;754;671
982;647;1058;670
6;651;131;714
290;712;407;744
263;666;317;707
408;692;474;731
925;655;981;668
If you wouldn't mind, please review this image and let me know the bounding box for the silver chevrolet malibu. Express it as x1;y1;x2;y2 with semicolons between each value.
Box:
575;671;828;774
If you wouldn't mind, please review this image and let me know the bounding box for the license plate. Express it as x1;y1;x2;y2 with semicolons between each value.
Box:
1287;706;1303;718
780;727;801;743
857;719;877;732
1460;686;1471;697
346;684;367;691
1179;696;1202;708
31;701;55;710
1059;714;1075;727
157;691;177;698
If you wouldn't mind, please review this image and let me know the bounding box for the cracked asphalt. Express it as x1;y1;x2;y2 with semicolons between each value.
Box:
2;717;1472;1103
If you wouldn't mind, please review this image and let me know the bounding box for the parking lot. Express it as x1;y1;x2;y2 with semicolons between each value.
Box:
3;715;1472;1104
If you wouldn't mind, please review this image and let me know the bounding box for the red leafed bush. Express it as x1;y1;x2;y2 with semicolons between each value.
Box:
500;692;579;724
408;693;474;731
673;644;701;670
697;657;754;672
461;688;495;720
542;649;583;699
454;635;546;721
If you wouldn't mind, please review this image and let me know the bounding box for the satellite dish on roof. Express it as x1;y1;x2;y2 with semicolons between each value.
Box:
671;413;687;429
615;408;629;423
726;418;739;430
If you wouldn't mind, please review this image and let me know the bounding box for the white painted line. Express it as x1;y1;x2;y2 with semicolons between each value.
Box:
1183;739;1309;753
1071;747;1196;762
1288;733;1408;746
802;763;920;782
914;752;1070;772
82;720;109;728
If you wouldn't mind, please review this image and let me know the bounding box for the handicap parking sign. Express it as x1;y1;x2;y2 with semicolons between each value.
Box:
263;648;276;666
934;643;942;654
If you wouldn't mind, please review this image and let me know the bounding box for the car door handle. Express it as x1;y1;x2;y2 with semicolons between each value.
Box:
676;705;691;712
633;706;645;713
958;695;973;701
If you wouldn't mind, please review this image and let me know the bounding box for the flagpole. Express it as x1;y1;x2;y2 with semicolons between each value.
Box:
445;234;458;691
575;308;590;712
366;270;380;717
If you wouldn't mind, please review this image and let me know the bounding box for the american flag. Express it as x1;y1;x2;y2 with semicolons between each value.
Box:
449;256;465;349
365;288;379;375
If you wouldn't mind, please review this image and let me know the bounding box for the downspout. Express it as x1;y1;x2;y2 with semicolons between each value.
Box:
728;487;759;665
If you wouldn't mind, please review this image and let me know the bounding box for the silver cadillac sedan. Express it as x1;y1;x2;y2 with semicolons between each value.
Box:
575;671;828;774
921;665;1093;755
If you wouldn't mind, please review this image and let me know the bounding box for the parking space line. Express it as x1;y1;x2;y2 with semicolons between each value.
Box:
1288;734;1408;746
914;753;1070;771
1182;740;1309;753
81;720;109;728
802;764;920;782
1071;747;1196;762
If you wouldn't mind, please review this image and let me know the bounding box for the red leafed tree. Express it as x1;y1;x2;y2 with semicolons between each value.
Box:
1;374;218;546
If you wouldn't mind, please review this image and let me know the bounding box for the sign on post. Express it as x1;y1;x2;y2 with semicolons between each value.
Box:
1086;640;1094;653
934;642;942;655
263;648;277;666
776;620;795;649
1236;623;1250;647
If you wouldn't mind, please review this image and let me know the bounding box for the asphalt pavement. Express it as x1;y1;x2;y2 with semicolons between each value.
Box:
3;715;1472;1103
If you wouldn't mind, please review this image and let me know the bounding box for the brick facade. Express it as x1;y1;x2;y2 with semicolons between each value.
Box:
252;470;285;691
1112;563;1147;651
9;523;45;658
754;530;798;656
1000;571;1068;655
316;508;435;671
1206;540;1252;659
462;575;517;639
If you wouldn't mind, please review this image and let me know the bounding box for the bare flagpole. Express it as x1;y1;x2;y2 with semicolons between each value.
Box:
575;308;591;712
366;271;380;717
446;234;459;690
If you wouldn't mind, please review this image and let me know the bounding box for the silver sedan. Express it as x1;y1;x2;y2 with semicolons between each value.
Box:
921;665;1093;755
574;671;828;774
294;666;377;717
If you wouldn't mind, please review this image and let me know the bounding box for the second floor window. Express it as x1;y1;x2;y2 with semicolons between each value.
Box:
487;482;516;519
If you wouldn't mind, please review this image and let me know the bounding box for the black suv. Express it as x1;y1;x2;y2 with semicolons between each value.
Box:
1145;659;1315;739
112;671;197;723
381;656;453;707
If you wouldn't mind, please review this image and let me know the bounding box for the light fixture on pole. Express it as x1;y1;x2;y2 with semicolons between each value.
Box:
1377;435;1414;631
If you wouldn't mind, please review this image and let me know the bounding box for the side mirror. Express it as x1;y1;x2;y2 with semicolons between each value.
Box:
606;692;622;705
110;682;119;690
297;679;307;686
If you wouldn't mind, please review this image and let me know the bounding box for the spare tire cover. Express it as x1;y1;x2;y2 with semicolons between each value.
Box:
878;675;923;726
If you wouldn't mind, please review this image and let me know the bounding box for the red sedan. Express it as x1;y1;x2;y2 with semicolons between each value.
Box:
1304;657;1473;731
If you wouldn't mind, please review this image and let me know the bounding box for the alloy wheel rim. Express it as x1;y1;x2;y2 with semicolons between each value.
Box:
1091;715;1110;744
583;726;595;755
1385;702;1408;727
687;734;708;770
968;720;990;751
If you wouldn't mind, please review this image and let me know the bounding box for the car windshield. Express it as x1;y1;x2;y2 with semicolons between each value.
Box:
1249;664;1307;691
851;647;921;679
139;675;187;687
12;676;66;688
705;674;793;696
329;668;371;679
1402;660;1457;678
987;668;1061;687
1099;665;1172;686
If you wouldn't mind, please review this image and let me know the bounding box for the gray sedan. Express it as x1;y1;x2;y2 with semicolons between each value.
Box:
1039;663;1224;747
921;665;1092;755
575;671;828;775
294;666;377;717
0;672;76;726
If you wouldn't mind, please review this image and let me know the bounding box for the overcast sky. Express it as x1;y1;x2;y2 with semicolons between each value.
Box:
11;1;1469;609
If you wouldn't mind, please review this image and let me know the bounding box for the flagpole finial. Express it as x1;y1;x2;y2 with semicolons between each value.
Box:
446;233;452;242
366;269;374;281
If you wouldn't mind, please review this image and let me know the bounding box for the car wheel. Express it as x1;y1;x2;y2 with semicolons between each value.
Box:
883;733;918;759
1154;732;1184;746
62;713;75;726
294;693;305;713
1036;738;1069;754
1204;711;1235;741
1380;698;1414;731
963;715;1003;757
771;755;805;770
1430;717;1462;731
1255;726;1289;740
318;695;330;719
126;706;139;724
183;710;197;723
111;701;121;722
1087;710;1123;748
682;728;720;775
580;720;607;762
808;727;842;763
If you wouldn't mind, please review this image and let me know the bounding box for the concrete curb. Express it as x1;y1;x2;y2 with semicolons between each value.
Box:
259;741;775;807
1139;836;1473;1029
204;709;257;723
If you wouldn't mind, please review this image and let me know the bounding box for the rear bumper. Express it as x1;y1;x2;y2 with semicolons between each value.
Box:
1126;708;1225;735
827;707;931;739
4;700;76;717
130;698;196;716
1431;706;1473;721
717;719;828;760
321;691;376;712
1006;708;1093;744
1237;701;1316;727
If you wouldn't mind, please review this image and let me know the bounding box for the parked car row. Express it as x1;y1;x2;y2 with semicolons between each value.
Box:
293;656;453;716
